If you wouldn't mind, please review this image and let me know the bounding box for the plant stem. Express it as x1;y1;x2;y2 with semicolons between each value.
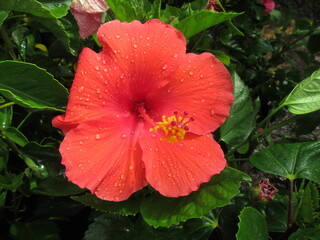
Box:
287;179;294;229
0;102;15;109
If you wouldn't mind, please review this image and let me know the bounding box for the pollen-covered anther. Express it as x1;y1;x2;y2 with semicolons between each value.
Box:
150;111;195;143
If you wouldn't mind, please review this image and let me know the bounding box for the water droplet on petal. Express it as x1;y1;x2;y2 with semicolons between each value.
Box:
189;71;193;76
121;134;127;139
95;134;101;139
115;35;120;39
96;56;101;61
180;79;184;83
96;88;101;93
77;86;84;93
210;109;215;116
133;44;137;48
79;141;83;145
173;53;178;58
95;66;100;71
162;64;168;70
129;165;134;170
151;133;156;139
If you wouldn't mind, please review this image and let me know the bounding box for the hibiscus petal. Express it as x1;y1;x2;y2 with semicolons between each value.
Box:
71;9;102;39
60;115;146;201
71;0;109;13
139;131;227;197
97;19;186;99
146;52;233;135
52;47;132;133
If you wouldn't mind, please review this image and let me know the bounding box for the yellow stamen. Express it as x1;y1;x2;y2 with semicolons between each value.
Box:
149;111;194;144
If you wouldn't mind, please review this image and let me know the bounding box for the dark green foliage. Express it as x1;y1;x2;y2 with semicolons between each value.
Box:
0;0;319;239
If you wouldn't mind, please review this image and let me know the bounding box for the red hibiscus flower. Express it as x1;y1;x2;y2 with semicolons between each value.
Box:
53;19;233;201
71;0;109;38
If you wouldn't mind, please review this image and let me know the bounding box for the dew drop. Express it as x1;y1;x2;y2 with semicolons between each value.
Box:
120;73;124;79
162;64;168;70
104;80;108;84
77;86;84;93
133;43;137;48
95;66;100;71
151;133;156;139
85;97;90;102
114;182;118;187
143;51;147;55
115;34;120;39
95;134;101;140
129;165;134;170
121;134;127;139
103;68;108;72
79;141;83;145
119;190;123;193
200;74;204;78
96;56;101;61
96;88;101;93
102;101;106;106
173;53;178;58
201;99;205;103
168;173;172;177
189;71;193;76
120;174;124;179
210;109;215;116
125;55;129;59
180;79;184;83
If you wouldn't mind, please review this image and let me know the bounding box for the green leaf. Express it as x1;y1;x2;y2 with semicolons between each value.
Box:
298;182;319;224
283;68;320;114
107;0;161;22
10;220;60;240
265;199;287;232
247;39;273;55
22;142;84;196
3;127;28;146
250;141;320;182
31;16;79;56
0;138;8;171
0;11;9;28
236;207;268;240
72;190;147;216
38;0;72;18
0;172;24;192
220;72;256;146
0;105;12;128
172;11;240;39
0;61;68;111
83;213;133;240
0;191;7;208
288;227;320;240
141;167;250;227
0;0;71;19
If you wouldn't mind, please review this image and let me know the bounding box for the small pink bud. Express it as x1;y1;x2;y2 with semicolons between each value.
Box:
255;179;278;202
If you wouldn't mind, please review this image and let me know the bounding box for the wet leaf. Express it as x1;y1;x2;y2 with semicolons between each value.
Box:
0;172;24;192
0;11;9;28
173;11;241;38
221;72;256;146
0;0;71;19
3;127;28;146
141;167;250;227
0;61;68;111
283;68;320;114
72;190;148;216
0;138;8;171
250;141;320;182
0;105;12;129
298;182;319;224
83;213;133;240
236;207;268;240
288;228;320;240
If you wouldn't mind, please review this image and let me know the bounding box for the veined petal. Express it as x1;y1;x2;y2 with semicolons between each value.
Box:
71;9;102;39
71;0;109;13
60;115;146;201
97;19;186;100
139;131;227;197
52;47;132;133
146;52;233;135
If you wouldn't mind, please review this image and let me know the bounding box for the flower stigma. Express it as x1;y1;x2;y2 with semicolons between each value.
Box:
150;111;195;144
